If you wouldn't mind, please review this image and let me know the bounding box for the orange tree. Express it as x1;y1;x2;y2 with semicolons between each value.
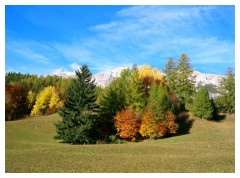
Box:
114;109;141;141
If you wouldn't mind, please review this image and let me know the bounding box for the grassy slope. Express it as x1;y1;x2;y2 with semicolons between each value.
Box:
5;113;235;173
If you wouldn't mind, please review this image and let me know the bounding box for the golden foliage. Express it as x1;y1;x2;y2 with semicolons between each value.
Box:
138;65;164;84
31;86;61;116
139;112;156;138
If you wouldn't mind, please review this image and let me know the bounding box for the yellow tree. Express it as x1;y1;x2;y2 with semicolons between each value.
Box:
31;86;61;116
139;112;156;138
137;65;164;97
27;90;36;111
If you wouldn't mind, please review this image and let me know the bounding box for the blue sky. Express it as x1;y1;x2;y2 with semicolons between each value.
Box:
5;5;235;75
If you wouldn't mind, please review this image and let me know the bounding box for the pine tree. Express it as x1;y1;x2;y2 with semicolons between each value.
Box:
55;65;99;144
216;67;235;113
191;86;214;120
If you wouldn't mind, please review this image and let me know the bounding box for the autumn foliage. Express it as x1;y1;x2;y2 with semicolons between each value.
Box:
164;111;179;135
138;65;164;96
139;112;156;138
138;111;178;139
114;109;141;141
138;65;163;84
31;86;62;116
5;84;29;120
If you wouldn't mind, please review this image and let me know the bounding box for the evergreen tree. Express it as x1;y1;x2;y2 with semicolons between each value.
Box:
216;67;235;113
164;54;195;110
55;65;99;144
163;57;177;93
147;82;173;123
127;64;146;112
99;85;126;136
191;86;214;120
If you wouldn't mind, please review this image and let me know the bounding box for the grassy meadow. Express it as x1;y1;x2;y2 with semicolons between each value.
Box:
5;113;235;173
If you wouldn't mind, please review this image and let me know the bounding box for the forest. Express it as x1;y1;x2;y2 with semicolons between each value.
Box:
5;54;235;144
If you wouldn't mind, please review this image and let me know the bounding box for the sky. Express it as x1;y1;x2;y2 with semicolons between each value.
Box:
5;5;235;76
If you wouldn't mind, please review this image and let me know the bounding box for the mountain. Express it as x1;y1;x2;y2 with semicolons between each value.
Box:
93;68;125;88
192;71;224;98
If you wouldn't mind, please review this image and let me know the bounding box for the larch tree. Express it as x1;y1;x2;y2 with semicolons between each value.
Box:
163;57;177;93
164;54;195;110
55;65;99;144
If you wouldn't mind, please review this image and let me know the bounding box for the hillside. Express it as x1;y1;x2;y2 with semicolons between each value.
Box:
5;113;234;173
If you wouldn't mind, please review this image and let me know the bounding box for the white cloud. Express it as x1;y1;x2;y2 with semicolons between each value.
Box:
52;68;74;77
70;63;81;70
91;22;118;31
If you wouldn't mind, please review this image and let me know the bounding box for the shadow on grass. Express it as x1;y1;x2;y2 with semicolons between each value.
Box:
211;113;226;122
175;112;195;136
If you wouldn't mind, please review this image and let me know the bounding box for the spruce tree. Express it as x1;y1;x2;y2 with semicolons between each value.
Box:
54;65;99;144
191;86;214;120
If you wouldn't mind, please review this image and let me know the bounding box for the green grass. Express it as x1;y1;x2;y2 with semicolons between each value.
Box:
5;113;235;173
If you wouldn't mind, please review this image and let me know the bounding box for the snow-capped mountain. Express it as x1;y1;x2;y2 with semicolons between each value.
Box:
192;71;224;98
92;68;125;88
193;71;223;88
